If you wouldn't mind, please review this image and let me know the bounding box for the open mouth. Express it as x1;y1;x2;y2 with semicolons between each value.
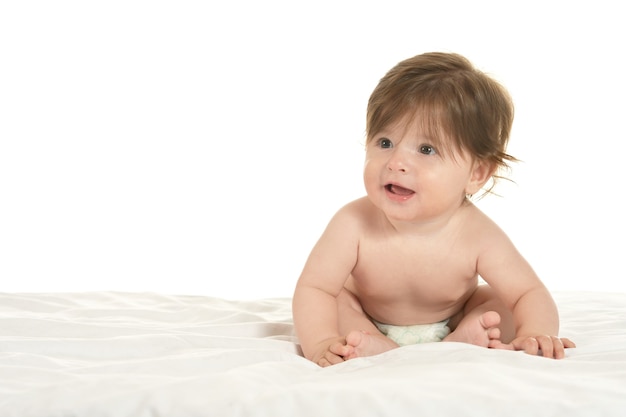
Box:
385;183;415;196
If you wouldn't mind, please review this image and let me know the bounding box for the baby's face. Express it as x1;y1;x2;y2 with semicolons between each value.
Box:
363;117;478;223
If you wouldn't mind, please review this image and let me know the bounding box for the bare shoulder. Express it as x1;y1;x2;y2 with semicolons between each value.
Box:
317;197;386;249
330;197;378;228
461;203;514;247
298;198;376;287
461;203;528;278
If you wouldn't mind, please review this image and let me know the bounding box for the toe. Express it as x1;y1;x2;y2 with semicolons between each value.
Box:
487;327;501;340
480;311;501;329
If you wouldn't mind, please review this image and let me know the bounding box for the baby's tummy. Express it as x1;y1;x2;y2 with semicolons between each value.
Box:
346;277;476;326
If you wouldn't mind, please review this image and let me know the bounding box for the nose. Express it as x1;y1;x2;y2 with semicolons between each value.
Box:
387;150;408;173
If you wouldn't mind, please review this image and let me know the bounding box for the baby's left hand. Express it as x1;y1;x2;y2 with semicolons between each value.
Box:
502;335;576;359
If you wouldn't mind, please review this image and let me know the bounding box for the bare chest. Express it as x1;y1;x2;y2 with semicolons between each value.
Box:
348;237;478;324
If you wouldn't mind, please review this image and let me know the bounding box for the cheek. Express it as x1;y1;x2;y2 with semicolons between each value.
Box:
363;157;374;176
362;161;374;185
362;160;381;191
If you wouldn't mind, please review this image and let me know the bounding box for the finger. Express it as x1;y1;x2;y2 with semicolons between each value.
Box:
512;337;539;355
509;337;527;351
561;337;576;349
536;335;555;358
551;336;565;359
324;353;344;366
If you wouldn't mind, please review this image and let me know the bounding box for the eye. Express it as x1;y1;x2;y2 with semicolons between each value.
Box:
378;138;393;149
419;144;437;155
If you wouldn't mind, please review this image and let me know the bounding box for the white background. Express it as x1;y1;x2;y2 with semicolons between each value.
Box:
1;1;624;298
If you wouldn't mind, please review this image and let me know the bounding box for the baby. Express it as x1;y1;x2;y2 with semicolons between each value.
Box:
292;52;575;367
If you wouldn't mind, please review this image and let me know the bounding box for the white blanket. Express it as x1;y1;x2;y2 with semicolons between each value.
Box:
1;291;625;416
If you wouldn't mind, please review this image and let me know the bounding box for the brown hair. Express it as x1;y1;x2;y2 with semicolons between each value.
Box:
366;52;517;194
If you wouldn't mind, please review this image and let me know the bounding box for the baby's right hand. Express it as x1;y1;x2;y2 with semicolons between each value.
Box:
310;336;354;367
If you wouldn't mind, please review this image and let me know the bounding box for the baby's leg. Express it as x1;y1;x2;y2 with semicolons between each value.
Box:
444;284;515;347
337;289;399;359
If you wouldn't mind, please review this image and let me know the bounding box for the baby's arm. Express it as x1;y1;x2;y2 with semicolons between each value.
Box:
476;221;575;358
292;204;361;366
292;286;354;366
496;285;575;358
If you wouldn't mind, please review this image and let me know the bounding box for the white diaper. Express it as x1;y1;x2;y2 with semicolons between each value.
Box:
373;319;450;346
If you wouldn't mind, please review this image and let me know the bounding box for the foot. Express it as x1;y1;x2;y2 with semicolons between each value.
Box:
443;310;502;348
343;330;399;360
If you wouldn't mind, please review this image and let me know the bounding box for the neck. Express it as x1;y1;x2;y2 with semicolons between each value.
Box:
384;200;472;237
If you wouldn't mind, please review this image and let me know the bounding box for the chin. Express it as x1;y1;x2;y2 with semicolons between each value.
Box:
380;206;420;223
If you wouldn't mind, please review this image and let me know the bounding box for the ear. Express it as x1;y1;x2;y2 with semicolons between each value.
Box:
465;160;495;195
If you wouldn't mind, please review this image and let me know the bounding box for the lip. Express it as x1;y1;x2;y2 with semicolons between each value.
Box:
384;183;415;202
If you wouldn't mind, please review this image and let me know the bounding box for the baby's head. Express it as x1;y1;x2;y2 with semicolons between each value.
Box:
366;52;516;195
